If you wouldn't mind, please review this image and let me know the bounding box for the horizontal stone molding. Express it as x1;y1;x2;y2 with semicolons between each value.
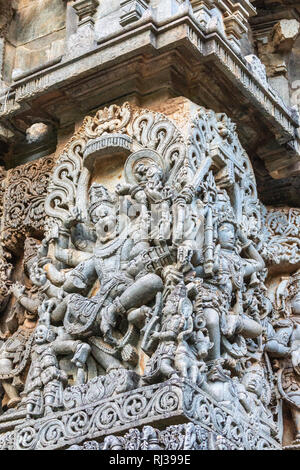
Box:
0;378;281;450
0;14;298;155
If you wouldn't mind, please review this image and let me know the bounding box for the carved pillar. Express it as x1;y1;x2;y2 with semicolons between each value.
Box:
0;1;14;95
66;0;99;57
73;0;99;28
191;0;256;54
191;0;216;31
250;2;300;105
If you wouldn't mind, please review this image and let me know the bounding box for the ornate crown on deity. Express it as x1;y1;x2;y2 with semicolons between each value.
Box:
88;183;117;217
216;211;238;229
166;282;187;304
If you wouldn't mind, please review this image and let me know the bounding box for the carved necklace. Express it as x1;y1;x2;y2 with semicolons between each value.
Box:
219;248;243;289
94;228;128;259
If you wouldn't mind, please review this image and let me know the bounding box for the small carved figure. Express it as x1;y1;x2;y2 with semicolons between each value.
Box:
0;282;40;409
265;270;300;443
193;213;264;362
175;327;212;385
141;426;162;450
102;435;125;450
238;363;276;436
143;283;199;383
23;324;68;418
116;158;173;243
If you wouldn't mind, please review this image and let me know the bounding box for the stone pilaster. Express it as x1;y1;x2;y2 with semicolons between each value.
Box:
120;0;150;27
66;0;99;58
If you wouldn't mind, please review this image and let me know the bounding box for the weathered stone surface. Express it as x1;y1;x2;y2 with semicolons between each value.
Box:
0;0;299;452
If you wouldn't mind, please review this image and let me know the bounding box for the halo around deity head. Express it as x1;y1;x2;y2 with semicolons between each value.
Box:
124;149;166;186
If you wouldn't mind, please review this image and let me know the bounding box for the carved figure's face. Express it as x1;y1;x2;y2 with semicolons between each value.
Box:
146;165;163;187
242;370;263;397
92;203;118;242
34;325;48;344
291;291;300;315
163;299;178;316
218;222;236;249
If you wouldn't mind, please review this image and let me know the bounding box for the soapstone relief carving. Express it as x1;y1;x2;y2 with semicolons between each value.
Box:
0;101;299;450
265;269;300;445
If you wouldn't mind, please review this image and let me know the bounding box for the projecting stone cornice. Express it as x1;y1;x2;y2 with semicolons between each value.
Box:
0;11;299;181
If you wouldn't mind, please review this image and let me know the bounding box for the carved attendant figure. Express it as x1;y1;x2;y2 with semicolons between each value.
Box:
24;324;68;417
0;282;40;409
193;213;264;362
265;270;300;443
143;284;198;383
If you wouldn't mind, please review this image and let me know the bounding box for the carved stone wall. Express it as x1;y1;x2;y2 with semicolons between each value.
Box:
0;0;299;452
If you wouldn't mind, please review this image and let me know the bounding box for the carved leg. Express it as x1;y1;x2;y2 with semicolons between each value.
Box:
173;202;185;245
160;358;178;380
89;339;124;372
190;364;199;384
44;394;55;415
100;308;119;346
222;313;239;337
236;315;263;339
71;342;91;367
46;263;67;285
76;368;86;385
291;408;300;442
175;355;189;379
204;308;221;360
44;406;54;415
118;274;163;312
26;403;34;419
51;298;68;323
2;380;21;408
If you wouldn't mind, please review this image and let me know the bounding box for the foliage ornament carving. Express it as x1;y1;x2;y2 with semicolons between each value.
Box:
1;157;56;255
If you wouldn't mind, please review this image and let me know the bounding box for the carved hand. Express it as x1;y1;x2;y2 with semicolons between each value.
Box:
64;206;83;229
236;228;248;245
11;282;25;299
115;183;132;196
151;331;161;340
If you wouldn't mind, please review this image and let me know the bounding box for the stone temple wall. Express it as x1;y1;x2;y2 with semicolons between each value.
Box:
0;0;299;451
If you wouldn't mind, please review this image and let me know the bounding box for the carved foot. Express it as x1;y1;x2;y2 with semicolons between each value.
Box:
7;397;21;409
71;343;91;367
222;314;239;337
